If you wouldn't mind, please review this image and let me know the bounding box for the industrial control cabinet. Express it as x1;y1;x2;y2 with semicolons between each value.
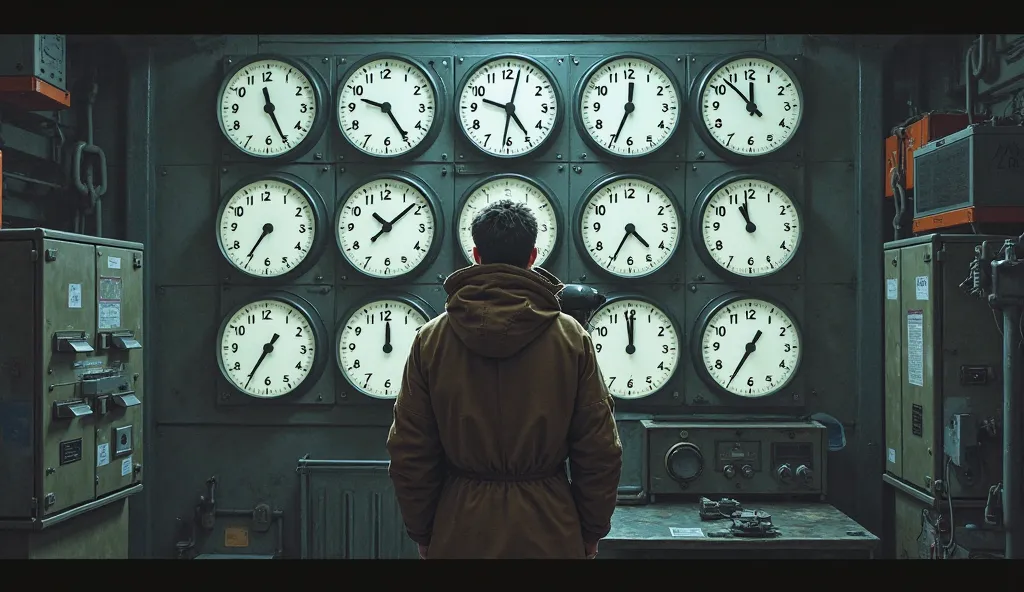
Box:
0;229;144;523
883;234;1004;499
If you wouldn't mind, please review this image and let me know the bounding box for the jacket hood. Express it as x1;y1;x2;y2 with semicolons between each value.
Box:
443;264;564;359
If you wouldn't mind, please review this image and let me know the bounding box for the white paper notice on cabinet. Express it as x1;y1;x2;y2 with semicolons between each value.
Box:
907;310;924;387
886;279;898;300
915;276;929;300
121;455;133;477
97;443;110;467
68;283;82;308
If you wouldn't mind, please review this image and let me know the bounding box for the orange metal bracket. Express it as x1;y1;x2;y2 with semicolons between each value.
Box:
0;76;71;111
913;206;1024;233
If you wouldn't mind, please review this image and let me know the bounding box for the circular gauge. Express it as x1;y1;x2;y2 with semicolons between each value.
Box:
691;292;802;399
216;173;328;280
692;172;802;279
588;295;680;400
690;51;804;160
456;54;563;158
574;173;681;279
574;54;682;158
665;442;704;482
217;292;329;399
217;55;328;160
337;295;434;399
455;174;561;267
336;54;444;159
335;173;443;279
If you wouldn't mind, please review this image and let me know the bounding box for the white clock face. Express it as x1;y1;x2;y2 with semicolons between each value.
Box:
457;57;560;157
219;59;321;158
218;298;319;398
699;297;801;398
589;298;679;399
337;299;429;399
337;176;438;279
699;56;802;156
699;177;801;278
578;57;680;157
218;178;319;278
578;177;681;278
337;57;438;157
457;176;559;267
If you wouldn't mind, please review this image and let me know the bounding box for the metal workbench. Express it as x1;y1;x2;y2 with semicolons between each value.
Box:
601;503;879;559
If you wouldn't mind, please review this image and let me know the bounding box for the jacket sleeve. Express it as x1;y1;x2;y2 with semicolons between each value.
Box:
567;332;623;544
386;333;445;546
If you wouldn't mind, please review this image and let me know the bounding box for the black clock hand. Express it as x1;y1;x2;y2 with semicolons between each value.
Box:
725;329;762;389
383;321;393;354
609;228;631;261
370;213;392;243
244;333;280;389
629;227;650;248
747;82;762;117
738;206;757;233
624;310;636;355
360;98;384;108
611;82;636;144
244;223;274;267
482;98;505;109
388;204;416;225
510;69;522;103
511;112;528;134
501;111;512;150
262;87;288;143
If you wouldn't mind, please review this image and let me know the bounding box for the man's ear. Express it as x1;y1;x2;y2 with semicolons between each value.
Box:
472;247;482;264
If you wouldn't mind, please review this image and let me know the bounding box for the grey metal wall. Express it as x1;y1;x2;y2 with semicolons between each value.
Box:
124;34;885;557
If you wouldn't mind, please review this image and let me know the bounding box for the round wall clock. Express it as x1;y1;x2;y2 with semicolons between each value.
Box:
588;295;680;400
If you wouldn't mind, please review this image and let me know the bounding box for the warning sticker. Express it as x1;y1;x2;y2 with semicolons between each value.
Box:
669;527;705;537
907;310;924;387
98;276;123;330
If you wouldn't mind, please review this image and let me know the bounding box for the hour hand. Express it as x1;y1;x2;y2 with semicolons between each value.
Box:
481;98;505;109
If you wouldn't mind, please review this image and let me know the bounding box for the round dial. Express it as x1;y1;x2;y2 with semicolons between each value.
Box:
337;297;433;399
336;55;442;158
336;174;441;279
217;293;328;399
457;55;562;158
692;52;803;158
665;442;704;482
217;56;327;160
217;174;327;279
456;175;560;267
576;175;681;278
693;174;802;279
589;297;680;400
576;55;681;158
693;294;802;398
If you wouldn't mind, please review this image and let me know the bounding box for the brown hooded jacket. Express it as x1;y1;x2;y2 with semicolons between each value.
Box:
386;263;622;558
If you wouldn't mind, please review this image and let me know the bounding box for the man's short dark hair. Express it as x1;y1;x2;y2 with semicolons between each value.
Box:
470;199;539;267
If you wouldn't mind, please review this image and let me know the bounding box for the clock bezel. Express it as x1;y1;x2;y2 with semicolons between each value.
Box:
690;171;804;281
216;54;330;163
454;173;564;267
334;171;445;281
455;53;565;160
589;293;683;400
572;53;683;160
572;172;683;280
335;292;437;400
689;51;805;162
335;52;447;161
215;172;330;282
216;290;330;400
690;291;804;400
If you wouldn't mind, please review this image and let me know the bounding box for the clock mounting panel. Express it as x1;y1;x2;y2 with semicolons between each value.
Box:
216;287;335;406
569;54;687;162
451;162;569;280
453;54;569;162
567;162;686;283
687;52;805;163
333;54;454;163
218;54;332;164
335;163;453;286
217;164;336;285
682;284;805;410
684;161;806;284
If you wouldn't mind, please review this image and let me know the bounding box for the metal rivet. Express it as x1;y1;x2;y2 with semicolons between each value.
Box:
340;58;347;64
581;153;587;159
676;57;682;63
696;151;705;160
458;57;465;64
322;57;329;63
442;60;448;67
441;153;448;161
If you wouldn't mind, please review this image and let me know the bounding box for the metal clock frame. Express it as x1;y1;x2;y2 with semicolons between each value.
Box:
664;441;704;483
572;53;683;160
335;53;447;161
216;54;330;163
689;51;805;162
216;172;330;283
455;53;565;160
216;290;331;400
690;171;804;281
335;292;437;400
689;291;804;401
572;172;684;280
334;171;446;281
455;173;564;267
590;292;683;401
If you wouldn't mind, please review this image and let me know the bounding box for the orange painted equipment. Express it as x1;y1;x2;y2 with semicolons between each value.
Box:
912;206;1024;233
0;76;71;111
885;113;971;199
0;150;3;227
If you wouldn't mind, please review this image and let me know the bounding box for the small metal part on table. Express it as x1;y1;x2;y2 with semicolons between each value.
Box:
698;496;744;520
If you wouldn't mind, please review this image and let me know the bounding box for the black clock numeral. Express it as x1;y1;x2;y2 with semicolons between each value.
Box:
534;86;542;96
502;69;514;80
778;86;785;96
347;102;356;112
413;86;422;95
744;69;755;81
656;86;664;96
262;310;272;320
232;120;240;130
595;119;604;130
262;71;273;82
471;85;485;97
745;310;756;320
380;68;391;79
246;75;255;85
295;86;302;96
236;87;247;97
349;85;364;96
596;85;608;96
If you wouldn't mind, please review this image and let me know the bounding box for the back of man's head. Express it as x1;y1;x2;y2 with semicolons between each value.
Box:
470;199;538;268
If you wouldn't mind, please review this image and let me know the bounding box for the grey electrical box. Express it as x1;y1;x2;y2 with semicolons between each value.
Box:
0;35;67;91
913;125;1024;218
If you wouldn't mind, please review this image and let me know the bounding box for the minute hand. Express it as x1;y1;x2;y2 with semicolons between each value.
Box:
725;329;762;389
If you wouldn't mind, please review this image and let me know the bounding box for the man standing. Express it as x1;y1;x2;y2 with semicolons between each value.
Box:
386;199;622;559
